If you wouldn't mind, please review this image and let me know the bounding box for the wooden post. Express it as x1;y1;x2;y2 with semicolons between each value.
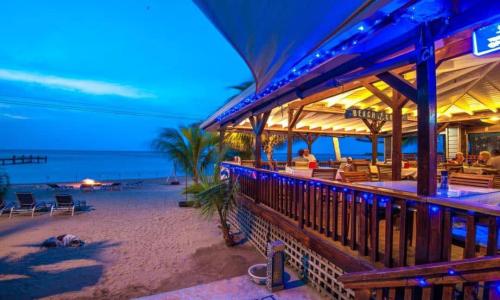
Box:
384;136;391;162
287;109;294;166
392;91;406;181
362;119;385;165
416;23;437;196
286;106;304;165
297;132;319;153
371;133;378;165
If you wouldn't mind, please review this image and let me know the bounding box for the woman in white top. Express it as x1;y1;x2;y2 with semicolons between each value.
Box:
303;149;317;162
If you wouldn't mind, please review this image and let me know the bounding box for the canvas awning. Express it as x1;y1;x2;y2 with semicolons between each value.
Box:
195;0;403;92
196;0;500;129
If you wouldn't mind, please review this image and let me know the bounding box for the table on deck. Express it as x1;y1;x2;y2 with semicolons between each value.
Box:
355;180;500;215
338;167;419;180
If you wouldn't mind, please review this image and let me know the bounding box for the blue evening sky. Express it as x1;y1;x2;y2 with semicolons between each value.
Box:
0;1;418;156
0;1;251;151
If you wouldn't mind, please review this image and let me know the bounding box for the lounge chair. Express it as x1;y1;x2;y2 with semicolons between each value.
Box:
51;194;84;216
0;196;12;216
47;183;73;190
102;182;122;191
10;192;47;218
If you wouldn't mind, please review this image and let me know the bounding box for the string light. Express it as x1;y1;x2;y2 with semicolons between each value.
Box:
214;4;414;123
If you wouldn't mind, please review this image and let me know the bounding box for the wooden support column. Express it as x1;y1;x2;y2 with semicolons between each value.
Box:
371;134;378;165
363;82;407;179
287;106;304;165
376;24;437;195
361;119;385;165
249;111;271;168
391;91;408;181
416;24;437;196
298;132;320;152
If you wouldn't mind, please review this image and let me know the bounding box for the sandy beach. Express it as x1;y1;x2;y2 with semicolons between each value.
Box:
0;180;264;299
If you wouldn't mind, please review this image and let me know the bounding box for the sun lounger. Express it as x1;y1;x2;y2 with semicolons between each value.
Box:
47;183;73;190
102;182;122;191
50;194;84;216
10;192;47;218
0;196;13;216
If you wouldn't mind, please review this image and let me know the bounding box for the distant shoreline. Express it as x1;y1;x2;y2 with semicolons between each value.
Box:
8;176;182;187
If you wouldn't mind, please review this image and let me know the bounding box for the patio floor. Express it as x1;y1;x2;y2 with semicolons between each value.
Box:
137;268;326;300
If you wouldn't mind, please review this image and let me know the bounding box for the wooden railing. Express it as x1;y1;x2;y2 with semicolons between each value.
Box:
224;163;500;299
339;256;500;299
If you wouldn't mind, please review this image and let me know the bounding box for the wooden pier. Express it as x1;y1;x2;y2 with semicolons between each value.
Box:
0;155;48;165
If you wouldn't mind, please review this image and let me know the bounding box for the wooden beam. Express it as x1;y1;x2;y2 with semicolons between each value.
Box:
466;91;498;113
377;72;417;103
441;62;499;116
416;24;437;196
437;122;449;133
287;106;304;165
301;106;345;114
362;82;393;107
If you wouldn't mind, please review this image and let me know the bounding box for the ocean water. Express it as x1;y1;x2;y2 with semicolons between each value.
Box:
0;150;179;184
0;149;383;185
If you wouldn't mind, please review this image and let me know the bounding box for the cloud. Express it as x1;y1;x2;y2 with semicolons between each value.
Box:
0;69;154;99
2;113;29;120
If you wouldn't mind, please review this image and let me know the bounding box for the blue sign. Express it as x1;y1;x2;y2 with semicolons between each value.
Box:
473;23;500;56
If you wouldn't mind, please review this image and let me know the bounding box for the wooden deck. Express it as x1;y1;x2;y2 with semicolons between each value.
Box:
226;163;500;299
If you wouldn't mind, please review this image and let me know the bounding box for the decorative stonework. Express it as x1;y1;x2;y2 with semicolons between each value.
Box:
229;205;355;300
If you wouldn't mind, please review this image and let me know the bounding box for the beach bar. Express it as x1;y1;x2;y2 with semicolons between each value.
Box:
197;1;500;299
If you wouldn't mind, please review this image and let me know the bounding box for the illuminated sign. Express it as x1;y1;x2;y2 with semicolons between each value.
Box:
473;23;500;56
345;109;409;122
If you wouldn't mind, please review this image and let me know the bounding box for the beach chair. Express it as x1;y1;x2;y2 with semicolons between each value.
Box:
449;173;494;188
103;182;122;191
340;171;370;183
377;165;393;181
47;183;73;190
0;196;12;216
312;168;337;181
51;194;84;216
10;192;47;218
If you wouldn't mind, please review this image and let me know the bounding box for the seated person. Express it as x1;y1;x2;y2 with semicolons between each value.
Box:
343;157;355;172
448;152;465;165
487;149;500;170
473;151;492;167
303;149;317;162
293;149;308;162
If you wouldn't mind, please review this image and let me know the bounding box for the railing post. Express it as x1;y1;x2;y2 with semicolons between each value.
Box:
298;181;304;229
415;202;430;265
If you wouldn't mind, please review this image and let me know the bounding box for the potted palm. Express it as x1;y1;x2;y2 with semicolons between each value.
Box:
195;168;238;246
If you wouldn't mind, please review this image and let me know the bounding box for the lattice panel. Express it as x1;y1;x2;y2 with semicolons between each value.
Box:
229;205;355;300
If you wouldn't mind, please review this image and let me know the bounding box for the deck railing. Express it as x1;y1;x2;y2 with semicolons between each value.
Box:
339;256;500;299
224;162;500;299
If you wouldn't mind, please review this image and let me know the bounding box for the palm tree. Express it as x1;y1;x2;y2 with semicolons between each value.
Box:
153;124;218;184
262;133;287;169
195;170;238;246
226;80;254;102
